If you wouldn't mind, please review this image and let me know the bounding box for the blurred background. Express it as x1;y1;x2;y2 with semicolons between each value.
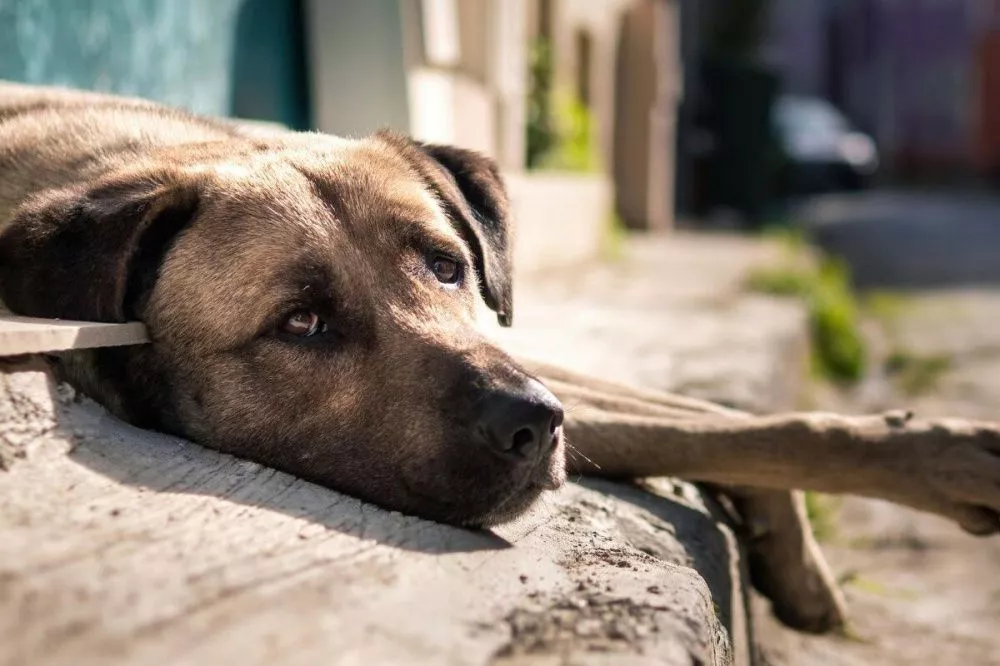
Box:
3;0;999;279
2;1;999;663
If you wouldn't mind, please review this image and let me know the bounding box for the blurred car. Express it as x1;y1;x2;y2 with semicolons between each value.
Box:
773;95;879;196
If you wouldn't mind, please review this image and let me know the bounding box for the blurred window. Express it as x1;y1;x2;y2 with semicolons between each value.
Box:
422;0;460;67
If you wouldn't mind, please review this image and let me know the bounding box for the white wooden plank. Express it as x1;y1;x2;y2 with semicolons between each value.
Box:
0;315;149;356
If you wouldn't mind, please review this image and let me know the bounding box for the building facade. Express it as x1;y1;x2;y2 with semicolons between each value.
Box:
0;0;682;272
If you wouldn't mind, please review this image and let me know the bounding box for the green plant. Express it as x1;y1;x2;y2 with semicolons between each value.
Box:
759;225;808;253
884;351;952;396
534;91;599;172
600;211;627;263
839;572;919;600
810;259;866;382
745;266;812;297
863;291;910;323
746;256;867;383
525;37;598;173
526;38;557;169
804;491;840;542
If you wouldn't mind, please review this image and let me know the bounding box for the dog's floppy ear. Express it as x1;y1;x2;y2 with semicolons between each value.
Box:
380;132;515;326
0;172;198;322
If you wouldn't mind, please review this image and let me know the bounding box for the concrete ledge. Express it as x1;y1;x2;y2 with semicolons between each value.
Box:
505;172;613;277
1;360;745;666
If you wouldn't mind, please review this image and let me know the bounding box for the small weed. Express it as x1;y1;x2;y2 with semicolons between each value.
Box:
884;350;952;396
747;256;867;384
862;291;950;394
810;259;867;383
863;291;911;328
804;492;841;542
745;266;812;297
839;571;919;600
759;225;808;254
837;622;874;644
600;211;628;263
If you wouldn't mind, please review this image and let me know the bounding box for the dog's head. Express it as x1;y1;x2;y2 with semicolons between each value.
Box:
0;131;566;526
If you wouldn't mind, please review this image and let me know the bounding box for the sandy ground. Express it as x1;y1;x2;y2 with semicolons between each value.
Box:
755;291;1000;666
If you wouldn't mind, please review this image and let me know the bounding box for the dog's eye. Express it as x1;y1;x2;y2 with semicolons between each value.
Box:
281;310;327;337
430;255;462;284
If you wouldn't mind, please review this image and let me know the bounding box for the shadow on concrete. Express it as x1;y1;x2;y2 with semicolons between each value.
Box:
793;191;1000;289
6;357;748;652
35;367;513;556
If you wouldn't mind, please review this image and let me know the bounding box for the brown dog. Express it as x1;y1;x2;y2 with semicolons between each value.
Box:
0;81;568;528
3;82;1000;632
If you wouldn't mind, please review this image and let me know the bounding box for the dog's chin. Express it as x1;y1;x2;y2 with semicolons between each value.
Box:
465;438;569;529
468;485;547;528
399;435;568;528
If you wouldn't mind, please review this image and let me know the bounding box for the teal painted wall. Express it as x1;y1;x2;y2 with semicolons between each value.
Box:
0;0;310;128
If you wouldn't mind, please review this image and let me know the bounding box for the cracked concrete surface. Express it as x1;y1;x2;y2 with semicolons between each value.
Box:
0;363;734;666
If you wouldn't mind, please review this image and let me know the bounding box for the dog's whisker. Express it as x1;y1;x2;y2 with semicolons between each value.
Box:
565;441;601;471
563;445;585;468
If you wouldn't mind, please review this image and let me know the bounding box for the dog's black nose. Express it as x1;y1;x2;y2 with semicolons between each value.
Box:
480;380;564;459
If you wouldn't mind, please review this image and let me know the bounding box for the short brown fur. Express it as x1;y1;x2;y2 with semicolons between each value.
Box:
0;81;557;527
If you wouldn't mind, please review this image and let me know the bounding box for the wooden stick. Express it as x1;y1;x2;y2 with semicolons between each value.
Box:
0;315;148;356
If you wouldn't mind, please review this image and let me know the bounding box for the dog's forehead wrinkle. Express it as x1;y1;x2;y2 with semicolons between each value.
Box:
303;140;453;237
151;215;343;348
384;293;478;344
196;165;339;248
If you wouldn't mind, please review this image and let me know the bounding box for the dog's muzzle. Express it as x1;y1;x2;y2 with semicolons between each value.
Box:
476;378;564;466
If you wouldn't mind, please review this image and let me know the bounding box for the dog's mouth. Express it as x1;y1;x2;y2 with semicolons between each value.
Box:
475;427;568;526
401;429;567;528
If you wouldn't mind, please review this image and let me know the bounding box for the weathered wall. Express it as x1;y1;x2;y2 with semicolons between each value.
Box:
306;0;411;138
505;172;613;276
0;0;310;128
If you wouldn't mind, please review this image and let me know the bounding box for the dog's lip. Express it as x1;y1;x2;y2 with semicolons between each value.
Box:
535;430;566;490
400;432;565;526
